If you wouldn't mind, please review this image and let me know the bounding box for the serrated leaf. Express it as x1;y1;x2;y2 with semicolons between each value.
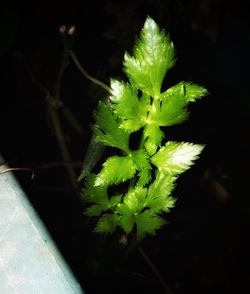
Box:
84;204;104;216
124;16;175;97
152;82;207;127
116;187;147;216
132;149;150;169
93;101;130;153
135;210;166;239
146;172;176;213
151;141;205;175
132;149;152;186
137;168;152;187
95;155;137;186
118;215;135;234
82;173;108;203
82;174;122;216
165;81;208;103
116;187;148;235
109;194;122;207
122;187;147;214
94;214;119;234
110;79;150;132
143;124;164;155
149;84;189;127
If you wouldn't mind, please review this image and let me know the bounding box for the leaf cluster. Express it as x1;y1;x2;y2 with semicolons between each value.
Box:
81;17;207;239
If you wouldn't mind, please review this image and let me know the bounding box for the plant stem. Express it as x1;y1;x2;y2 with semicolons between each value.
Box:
138;246;174;294
48;100;78;191
48;51;78;192
68;50;111;93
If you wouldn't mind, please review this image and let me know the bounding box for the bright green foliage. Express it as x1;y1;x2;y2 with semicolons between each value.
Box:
94;155;137;187
151;141;205;176
110;79;150;132
135;211;166;239
82;173;121;216
143;124;164;155
146;172;176;213
81;16;207;240
93;101;130;153
132;149;152;186
124;17;175;97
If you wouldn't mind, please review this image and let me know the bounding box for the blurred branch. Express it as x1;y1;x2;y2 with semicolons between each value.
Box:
67;50;111;93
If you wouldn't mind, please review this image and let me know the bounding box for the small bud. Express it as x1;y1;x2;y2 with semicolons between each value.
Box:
68;26;76;35
59;25;66;34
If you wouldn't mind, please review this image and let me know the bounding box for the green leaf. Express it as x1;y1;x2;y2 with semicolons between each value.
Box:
137;168;152;187
122;187;147;214
95;155;137;186
152;82;208;127
149;85;189;127
132;149;152;186
118;215;135;234
151;141;205;175
146;172;176;213
124;16;175;97
165;81;208;103
82;173;108;203
82;174;122;216
84;204;104;217
94;214;119;234
135;210;166;239
116;187;147;235
109;194;122;207
110;79;150;132
93;101;130;153
143;124;164;155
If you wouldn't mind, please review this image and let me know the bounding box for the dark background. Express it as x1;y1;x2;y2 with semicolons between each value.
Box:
1;1;250;293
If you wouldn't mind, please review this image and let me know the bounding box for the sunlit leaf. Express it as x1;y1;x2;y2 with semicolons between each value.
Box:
82;173;108;203
151;141;205;175
124;16;175;97
164;81;208;103
132;149;152;186
146;172;176;213
110;79;150;132
122;187;147;214
95;155;137;186
93;101;130;153
143;124;164;155
135;210;166;239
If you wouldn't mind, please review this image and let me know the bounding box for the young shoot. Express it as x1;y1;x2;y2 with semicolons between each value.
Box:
80;16;207;240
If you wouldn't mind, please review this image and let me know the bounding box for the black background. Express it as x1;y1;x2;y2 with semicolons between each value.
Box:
1;1;250;293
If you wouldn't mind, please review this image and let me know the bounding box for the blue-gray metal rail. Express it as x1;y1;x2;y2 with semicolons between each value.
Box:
0;156;84;293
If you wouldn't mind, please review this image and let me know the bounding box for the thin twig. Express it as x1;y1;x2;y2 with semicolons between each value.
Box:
14;52;86;137
67;50;111;93
0;167;35;180
48;100;78;191
139;246;174;294
48;51;79;191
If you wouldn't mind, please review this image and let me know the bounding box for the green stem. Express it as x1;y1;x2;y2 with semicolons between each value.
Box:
68;50;111;93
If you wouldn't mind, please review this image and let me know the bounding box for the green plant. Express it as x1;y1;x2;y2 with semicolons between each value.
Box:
80;16;207;240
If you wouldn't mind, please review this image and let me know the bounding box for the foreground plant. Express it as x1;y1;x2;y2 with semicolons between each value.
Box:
80;16;207;240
